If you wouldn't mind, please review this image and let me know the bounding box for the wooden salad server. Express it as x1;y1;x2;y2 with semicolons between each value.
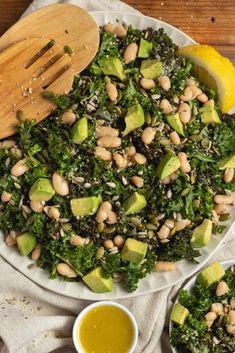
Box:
0;4;100;139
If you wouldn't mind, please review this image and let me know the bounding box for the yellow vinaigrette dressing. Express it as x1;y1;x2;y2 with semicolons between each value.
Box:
78;305;134;353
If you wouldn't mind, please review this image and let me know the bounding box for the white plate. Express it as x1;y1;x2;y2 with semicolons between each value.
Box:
0;11;235;300
170;259;235;353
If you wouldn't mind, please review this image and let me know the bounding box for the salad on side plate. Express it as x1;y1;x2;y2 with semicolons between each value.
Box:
0;23;235;293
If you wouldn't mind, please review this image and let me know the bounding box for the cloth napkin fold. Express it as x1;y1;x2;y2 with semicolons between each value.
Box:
1;1;235;352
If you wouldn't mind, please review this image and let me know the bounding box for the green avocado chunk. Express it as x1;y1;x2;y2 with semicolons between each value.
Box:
166;113;185;137
190;219;212;248
140;59;162;80
170;303;189;326
71;117;88;144
29;178;55;201
123;192;147;215
156;153;180;180
121;238;148;264
83;267;113;293
123;103;145;136
199;106;221;124
16;232;37;256
70;195;102;216
138;38;153;58
98;57;126;81
219;153;235;170
197;262;225;287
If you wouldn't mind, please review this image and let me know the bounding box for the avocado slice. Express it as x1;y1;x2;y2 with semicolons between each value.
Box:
170;303;189;326
123;192;147;215
156;153;180;180
190;219;212;248
199;106;221;124
140;59;162;80
70;195;102;216
123;103;145;136
71;117;88;144
29;178;55;201
121;238;148;264
83;267;112;293
219;153;235;170
16;232;37;256
166;113;185;136
197;262;225;287
98;57;126;81
138;38;153;58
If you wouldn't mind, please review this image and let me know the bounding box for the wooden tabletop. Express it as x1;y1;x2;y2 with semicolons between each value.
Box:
0;0;235;63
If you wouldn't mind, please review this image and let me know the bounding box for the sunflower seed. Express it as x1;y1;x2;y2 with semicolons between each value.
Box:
5;158;10;168
112;195;119;201
84;182;91;188
122;176;128;185
107;182;116;188
166;189;172;198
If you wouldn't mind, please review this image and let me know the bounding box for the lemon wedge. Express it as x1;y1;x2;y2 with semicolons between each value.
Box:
177;44;235;113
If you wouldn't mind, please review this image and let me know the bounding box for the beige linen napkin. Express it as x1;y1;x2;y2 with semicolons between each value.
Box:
1;1;235;352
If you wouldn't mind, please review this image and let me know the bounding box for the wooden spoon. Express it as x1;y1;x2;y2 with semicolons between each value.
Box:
0;3;100;75
0;38;74;139
0;4;100;139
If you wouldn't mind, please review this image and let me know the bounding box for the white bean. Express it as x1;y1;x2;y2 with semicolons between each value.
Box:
11;158;29;177
158;224;170;240
61;111;76;124
123;43;138;64
103;239;114;249
31;244;41;260
175;219;191;231
189;85;202;98
213;204;229;215
228;310;235;325
214;194;234;205
113;24;127;38
160;99;172;114
178;152;191;173
70;235;85;247
96;126;119;138
0;140;16;149
204;99;214;107
139;78;155;90
216;281;230;296
133;153;147;164
158;76;171;91
178;102;191;123
180;87;193;101
131;176;144;188
224;168;234;183
103;23;115;33
105;82;118;101
226;325;235;334
47;206;60;220
125;146;136;157
30;200;44;213
1;191;12;202
106;211;118;224
97;136;121;148
169;131;181;145
95;146;112;161
113;235;125;248
155;261;176;272
52;172;69;196
57;263;77;278
141;127;155;145
211;303;224;315
5;234;16;246
197;93;208;103
96;201;112;223
205;311;217;321
113;153;128;169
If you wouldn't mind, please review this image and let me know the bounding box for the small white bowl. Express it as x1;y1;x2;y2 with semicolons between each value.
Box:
72;301;138;353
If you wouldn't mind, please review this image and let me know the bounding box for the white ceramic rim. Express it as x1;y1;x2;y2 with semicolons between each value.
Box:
170;259;235;353
0;11;234;300
72;300;138;353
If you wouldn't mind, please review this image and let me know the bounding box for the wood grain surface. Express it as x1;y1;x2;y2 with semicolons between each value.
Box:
0;0;235;63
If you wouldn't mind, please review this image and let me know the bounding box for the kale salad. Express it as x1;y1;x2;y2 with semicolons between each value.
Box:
170;262;235;353
0;23;234;293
